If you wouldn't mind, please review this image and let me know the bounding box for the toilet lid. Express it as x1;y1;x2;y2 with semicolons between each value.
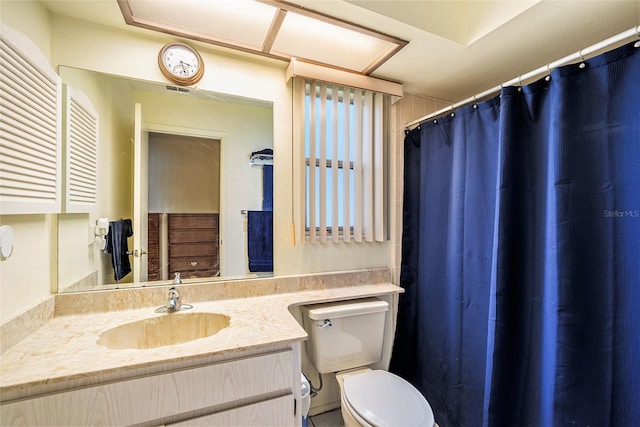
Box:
343;370;435;427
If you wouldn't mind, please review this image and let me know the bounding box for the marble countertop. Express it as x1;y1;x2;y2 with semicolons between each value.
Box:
0;282;401;401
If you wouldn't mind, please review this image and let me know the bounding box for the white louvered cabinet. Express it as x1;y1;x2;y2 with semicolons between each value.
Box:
62;84;98;213
0;24;63;214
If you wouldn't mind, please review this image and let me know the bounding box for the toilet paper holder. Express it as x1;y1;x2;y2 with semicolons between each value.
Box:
94;218;109;236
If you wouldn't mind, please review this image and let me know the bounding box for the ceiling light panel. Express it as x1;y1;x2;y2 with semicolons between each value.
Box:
272;10;397;72
118;0;408;75
123;0;278;49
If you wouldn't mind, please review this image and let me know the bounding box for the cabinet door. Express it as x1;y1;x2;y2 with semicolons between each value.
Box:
168;395;294;427
0;349;293;426
0;25;62;214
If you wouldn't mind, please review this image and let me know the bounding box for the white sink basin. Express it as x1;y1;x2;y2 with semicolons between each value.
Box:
97;312;230;349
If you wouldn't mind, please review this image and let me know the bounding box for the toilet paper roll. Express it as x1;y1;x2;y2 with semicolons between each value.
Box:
301;373;311;417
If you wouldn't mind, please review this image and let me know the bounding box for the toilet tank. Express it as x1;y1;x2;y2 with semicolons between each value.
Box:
302;298;389;374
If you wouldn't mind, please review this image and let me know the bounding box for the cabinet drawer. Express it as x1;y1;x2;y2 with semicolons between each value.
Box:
169;395;294;427
170;228;218;243
170;257;219;271
170;242;218;257
0;349;294;426
169;213;218;229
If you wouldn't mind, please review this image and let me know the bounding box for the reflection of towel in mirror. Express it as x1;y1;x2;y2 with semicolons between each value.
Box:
251;148;273;158
247;211;273;272
263;164;273;211
104;219;133;281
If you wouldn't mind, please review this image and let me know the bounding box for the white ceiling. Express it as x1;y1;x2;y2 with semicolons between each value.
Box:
43;0;640;104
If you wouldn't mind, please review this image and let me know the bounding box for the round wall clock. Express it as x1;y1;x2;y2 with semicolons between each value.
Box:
158;42;204;86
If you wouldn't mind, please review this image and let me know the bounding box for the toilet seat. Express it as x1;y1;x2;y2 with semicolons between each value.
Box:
342;370;435;427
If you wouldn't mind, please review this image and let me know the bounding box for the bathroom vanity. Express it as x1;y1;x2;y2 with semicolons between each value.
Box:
0;270;402;426
1;346;297;426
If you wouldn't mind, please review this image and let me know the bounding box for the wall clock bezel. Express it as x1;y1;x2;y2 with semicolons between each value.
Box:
158;42;205;86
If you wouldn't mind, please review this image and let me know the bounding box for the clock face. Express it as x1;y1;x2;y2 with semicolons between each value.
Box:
158;43;204;85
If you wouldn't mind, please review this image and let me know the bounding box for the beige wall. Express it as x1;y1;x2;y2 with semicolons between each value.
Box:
148;134;221;214
389;94;453;284
1;2;395;321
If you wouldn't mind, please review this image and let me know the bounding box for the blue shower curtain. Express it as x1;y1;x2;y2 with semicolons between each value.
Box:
390;42;640;427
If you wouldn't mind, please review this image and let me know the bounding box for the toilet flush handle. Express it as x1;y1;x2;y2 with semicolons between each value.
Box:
317;319;332;328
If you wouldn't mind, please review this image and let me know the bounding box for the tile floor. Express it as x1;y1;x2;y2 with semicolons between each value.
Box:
309;408;344;427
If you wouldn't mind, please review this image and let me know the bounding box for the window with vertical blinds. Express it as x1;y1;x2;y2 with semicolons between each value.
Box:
298;78;386;244
0;25;62;214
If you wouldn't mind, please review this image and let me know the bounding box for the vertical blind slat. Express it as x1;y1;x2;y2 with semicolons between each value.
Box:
353;90;363;243
331;84;340;243
308;80;317;243
362;91;374;242
318;83;327;243
342;87;351;243
297;79;307;245
374;93;384;242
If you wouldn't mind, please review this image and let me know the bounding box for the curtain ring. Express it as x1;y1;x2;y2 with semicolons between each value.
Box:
545;64;552;82
473;95;478;109
634;25;640;48
578;49;586;69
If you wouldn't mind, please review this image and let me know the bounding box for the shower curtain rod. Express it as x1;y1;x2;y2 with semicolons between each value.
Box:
405;25;640;130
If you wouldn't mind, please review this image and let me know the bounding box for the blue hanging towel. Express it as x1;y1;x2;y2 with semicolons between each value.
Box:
104;219;133;281
262;164;273;211
247;211;273;272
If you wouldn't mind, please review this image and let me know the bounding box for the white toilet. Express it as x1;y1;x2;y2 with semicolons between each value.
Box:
302;298;436;427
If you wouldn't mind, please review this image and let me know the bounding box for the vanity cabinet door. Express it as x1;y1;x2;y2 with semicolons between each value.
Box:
168;394;294;427
0;349;293;426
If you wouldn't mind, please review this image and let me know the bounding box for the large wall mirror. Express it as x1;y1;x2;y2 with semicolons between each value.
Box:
57;67;274;293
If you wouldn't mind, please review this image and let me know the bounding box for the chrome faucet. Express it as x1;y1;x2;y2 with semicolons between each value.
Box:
166;287;182;312
154;286;193;313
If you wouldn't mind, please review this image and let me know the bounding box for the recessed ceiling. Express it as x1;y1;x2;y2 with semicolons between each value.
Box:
344;0;541;46
117;0;408;75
